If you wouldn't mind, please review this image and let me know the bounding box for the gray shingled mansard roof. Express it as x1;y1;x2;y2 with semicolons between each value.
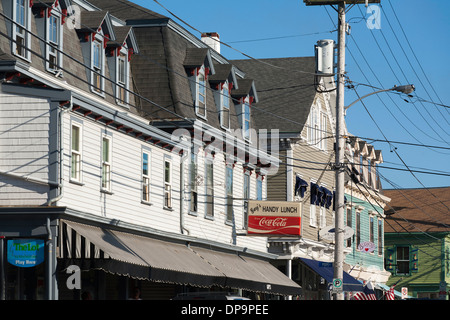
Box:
232;57;318;135
87;0;257;133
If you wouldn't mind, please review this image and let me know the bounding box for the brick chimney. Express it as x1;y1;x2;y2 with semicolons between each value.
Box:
201;32;220;54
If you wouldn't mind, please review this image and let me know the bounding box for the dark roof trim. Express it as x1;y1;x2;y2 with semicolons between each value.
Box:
208;64;238;89
183;48;215;75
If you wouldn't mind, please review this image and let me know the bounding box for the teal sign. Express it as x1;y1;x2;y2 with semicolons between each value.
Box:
7;239;45;268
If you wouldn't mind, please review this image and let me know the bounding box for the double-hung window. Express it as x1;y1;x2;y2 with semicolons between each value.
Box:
369;215;375;244
117;50;128;105
197;66;207;118
396;246;410;275
13;0;30;59
378;218;383;255
243;171;250;229
92;37;104;94
355;211;361;247
346;206;352;247
310;203;317;227
256;176;263;201
47;13;62;73
220;82;230;129
205;161;214;218
320;112;327;150
243;100;251;141
142;152;150;203
164;159;172;209
225;166;233;223
71;124;82;182
101;136;111;191
189;151;198;213
308;106;317;146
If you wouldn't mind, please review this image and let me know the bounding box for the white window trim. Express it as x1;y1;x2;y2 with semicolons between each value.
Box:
141;149;151;204
242;97;251;141
164;157;172;209
189;151;198;214
256;175;263;201
46;9;64;74
116;46;129;106
12;0;32;61
101;134;112;193
204;159;214;219
220;81;231;131
308;101;328;151
225;165;233;224
70;122;83;183
243;170;250;229
310;203;317;227
195;65;207;119
91;33;105;96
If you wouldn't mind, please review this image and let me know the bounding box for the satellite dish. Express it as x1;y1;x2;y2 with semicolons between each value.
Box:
319;225;354;241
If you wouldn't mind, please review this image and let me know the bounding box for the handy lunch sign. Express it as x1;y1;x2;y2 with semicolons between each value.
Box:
7;239;45;268
247;200;302;236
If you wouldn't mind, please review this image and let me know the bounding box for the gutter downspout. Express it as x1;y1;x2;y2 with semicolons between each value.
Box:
47;99;73;206
180;145;190;235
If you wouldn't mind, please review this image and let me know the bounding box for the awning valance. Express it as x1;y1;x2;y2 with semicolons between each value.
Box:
59;220;301;296
299;257;364;292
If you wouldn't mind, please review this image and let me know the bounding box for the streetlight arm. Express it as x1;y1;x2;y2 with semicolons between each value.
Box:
344;84;415;110
344;88;392;110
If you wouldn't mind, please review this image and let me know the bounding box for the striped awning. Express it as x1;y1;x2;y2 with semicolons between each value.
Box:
58;220;302;295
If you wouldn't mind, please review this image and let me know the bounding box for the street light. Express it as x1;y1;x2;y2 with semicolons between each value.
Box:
344;84;415;112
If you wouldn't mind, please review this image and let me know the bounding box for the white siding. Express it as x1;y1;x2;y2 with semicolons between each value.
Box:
0;93;52;205
181;149;268;252
59;113;181;234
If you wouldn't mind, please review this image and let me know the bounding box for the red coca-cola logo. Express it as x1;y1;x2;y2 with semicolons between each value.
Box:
258;217;288;227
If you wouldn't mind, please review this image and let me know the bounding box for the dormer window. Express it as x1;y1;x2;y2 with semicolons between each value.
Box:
243;98;251;140
220;81;231;130
92;35;104;94
197;66;207;118
46;12;63;73
117;49;129;105
13;0;31;60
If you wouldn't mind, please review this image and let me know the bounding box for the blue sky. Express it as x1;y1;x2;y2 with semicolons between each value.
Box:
135;0;450;189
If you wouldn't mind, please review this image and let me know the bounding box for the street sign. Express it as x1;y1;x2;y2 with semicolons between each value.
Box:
333;278;343;293
401;287;408;299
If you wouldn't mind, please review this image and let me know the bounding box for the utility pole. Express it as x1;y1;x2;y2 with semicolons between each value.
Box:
333;1;346;301
304;0;381;300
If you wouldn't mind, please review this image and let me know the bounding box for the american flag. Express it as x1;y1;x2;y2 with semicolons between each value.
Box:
386;286;395;300
353;282;377;300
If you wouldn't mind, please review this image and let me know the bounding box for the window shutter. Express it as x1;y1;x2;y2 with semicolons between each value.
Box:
385;247;395;272
411;246;419;273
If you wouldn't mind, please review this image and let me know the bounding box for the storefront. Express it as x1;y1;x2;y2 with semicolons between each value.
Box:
0;208;302;300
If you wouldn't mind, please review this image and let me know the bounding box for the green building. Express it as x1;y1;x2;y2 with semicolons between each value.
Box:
384;187;450;300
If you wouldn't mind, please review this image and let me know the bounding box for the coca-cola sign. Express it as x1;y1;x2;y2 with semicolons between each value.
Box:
247;201;302;236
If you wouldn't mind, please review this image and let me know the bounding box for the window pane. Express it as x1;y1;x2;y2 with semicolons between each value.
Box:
165;161;170;183
72;126;80;151
102;138;109;163
142;153;149;176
